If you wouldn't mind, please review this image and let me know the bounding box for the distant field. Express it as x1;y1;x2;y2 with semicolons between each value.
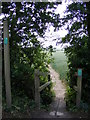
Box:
51;50;68;80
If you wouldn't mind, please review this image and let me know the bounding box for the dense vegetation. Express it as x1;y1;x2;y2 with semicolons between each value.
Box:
61;2;90;111
2;2;61;111
2;1;90;114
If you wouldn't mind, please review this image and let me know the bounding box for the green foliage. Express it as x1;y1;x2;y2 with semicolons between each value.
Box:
2;2;61;110
3;94;36;113
41;82;55;105
80;101;88;113
61;2;90;111
9;34;54;102
40;104;50;111
2;2;61;37
3;34;54;111
65;86;76;110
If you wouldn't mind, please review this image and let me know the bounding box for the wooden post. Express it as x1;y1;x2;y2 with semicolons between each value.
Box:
34;69;40;109
3;20;11;108
76;68;82;108
0;2;2;119
34;69;51;109
39;81;51;92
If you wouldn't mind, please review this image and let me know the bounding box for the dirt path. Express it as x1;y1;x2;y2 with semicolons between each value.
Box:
3;65;88;118
30;65;88;118
30;65;72;118
49;65;69;117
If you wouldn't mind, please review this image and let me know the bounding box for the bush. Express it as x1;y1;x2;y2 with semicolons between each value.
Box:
41;82;55;105
65;86;76;110
2;35;54;110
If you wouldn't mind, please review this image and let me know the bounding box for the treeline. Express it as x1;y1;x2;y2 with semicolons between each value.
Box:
2;1;90;112
2;2;61;110
61;2;90;111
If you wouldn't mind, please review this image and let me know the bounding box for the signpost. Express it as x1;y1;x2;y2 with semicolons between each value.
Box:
73;68;82;108
0;2;2;118
4;37;8;45
3;20;11;108
76;68;82;108
78;69;82;77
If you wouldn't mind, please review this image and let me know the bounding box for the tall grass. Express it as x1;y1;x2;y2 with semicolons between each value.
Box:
51;50;68;80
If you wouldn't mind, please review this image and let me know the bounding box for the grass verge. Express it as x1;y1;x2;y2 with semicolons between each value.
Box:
51;50;68;81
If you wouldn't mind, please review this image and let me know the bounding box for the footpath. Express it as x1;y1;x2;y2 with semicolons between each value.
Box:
2;65;88;118
30;65;88;118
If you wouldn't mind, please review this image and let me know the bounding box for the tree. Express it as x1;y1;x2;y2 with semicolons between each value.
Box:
2;2;62;107
61;2;90;109
86;2;90;72
2;2;61;71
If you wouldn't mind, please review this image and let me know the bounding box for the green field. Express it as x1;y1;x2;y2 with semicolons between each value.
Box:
51;50;68;80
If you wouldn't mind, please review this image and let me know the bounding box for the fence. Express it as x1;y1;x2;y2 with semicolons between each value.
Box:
35;68;82;109
34;69;51;109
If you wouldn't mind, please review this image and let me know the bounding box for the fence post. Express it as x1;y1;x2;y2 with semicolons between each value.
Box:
3;20;11;108
0;2;2;118
34;69;40;109
76;68;82;108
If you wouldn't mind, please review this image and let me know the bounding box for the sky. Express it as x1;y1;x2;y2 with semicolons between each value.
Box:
0;1;71;49
38;1;71;49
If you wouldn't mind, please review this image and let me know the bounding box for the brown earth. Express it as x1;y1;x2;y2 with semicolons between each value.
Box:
2;65;88;118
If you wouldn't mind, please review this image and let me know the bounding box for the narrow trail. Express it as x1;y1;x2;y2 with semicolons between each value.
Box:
49;65;68;117
48;65;74;118
2;66;88;118
30;65;87;118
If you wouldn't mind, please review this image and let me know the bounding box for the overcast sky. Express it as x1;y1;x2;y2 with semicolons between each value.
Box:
0;1;71;49
39;1;72;49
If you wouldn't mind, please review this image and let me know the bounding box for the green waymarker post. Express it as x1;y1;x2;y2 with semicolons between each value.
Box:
0;3;2;118
78;69;82;77
4;37;8;45
76;68;82;108
4;20;11;108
